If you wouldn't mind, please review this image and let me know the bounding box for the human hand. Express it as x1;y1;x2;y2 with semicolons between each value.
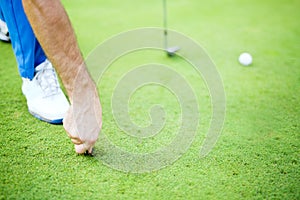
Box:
63;83;102;154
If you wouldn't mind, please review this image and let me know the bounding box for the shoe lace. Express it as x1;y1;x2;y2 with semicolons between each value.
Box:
35;61;60;97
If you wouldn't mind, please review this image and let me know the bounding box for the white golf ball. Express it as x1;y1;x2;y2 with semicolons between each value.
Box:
239;52;253;66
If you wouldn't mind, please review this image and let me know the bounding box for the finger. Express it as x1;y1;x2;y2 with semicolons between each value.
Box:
71;138;83;145
67;132;79;139
88;147;93;154
74;144;86;154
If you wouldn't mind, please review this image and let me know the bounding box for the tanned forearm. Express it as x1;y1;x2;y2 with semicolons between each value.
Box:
22;0;89;101
22;0;102;154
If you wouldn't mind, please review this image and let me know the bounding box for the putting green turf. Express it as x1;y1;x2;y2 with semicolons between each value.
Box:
0;0;299;199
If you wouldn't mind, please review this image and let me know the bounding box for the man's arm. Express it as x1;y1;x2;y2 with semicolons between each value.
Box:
22;0;102;154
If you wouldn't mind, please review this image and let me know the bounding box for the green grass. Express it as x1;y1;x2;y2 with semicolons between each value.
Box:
0;0;299;199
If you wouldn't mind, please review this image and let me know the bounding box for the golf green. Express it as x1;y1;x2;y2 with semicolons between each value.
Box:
0;0;299;199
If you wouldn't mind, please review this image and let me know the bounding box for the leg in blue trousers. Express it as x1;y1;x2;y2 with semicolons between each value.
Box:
0;0;69;124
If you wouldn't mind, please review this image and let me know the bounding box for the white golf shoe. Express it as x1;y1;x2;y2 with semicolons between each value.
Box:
0;19;10;42
22;60;70;124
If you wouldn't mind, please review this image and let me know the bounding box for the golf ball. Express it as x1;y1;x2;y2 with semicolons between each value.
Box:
239;52;252;66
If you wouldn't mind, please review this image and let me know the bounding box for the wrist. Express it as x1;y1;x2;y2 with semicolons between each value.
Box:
62;63;95;103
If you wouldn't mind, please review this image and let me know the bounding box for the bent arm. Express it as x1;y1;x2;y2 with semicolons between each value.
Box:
22;0;86;100
22;0;102;154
